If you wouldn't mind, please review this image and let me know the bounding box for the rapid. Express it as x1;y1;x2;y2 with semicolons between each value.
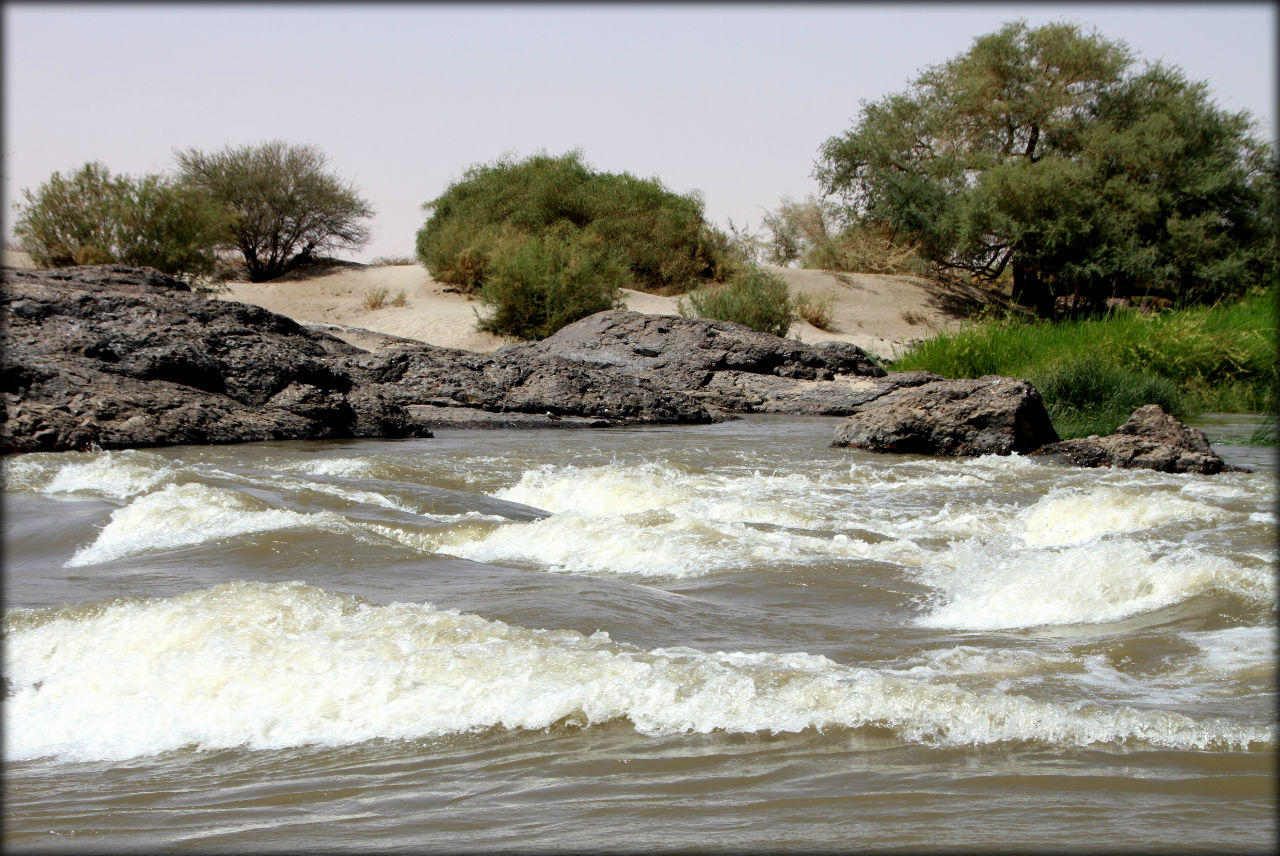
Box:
3;415;1275;852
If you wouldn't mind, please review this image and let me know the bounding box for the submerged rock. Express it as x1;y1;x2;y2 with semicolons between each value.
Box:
830;375;1060;456
1034;404;1241;474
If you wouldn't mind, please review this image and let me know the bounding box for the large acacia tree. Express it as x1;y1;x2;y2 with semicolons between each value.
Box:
816;20;1275;312
176;140;374;282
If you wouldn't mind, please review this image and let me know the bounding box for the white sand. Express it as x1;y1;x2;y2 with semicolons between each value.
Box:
215;263;991;359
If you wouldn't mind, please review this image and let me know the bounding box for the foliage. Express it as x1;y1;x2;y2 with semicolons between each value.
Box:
175;140;374;283
416;150;735;296
369;255;418;266
679;265;794;338
891;287;1277;438
475;228;627;340
1030;358;1186;438
12;161;222;279
816;20;1277;312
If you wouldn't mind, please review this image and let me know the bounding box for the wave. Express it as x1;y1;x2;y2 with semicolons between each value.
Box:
4;582;1272;762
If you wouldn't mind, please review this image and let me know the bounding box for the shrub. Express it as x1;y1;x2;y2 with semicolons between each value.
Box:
476;229;627;340
794;290;836;329
12;162;222;279
804;221;930;276
416;150;734;296
363;286;390;311
176;140;374;282
679;265;794;338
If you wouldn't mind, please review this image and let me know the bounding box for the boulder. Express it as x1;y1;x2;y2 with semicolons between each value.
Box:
1;265;430;452
830;375;1059;456
1034;404;1239;474
498;310;887;381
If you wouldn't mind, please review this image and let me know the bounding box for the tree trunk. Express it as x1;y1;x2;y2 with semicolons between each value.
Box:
1011;259;1052;317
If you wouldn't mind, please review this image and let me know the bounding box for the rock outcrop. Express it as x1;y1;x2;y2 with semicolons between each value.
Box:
2;266;431;452
1;266;1243;475
498;309;925;416
0;266;717;453
1033;404;1239;474
830;375;1060;456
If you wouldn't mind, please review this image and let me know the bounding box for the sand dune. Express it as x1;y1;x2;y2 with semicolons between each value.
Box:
1;250;994;359
216;263;995;359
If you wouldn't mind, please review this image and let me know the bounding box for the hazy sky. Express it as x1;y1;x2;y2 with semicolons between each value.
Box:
4;2;1275;262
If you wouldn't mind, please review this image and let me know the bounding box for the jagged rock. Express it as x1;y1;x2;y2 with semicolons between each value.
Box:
499;310;887;381
830;375;1059;456
1;266;718;453
1;265;429;452
498;309;891;415
1034;404;1239;474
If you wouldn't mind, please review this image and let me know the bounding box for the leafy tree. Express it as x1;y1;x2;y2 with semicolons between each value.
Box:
175;140;374;282
12;162;222;278
816;20;1276;312
416;150;735;297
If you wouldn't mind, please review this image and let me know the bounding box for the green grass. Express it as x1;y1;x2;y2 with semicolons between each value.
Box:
890;287;1278;440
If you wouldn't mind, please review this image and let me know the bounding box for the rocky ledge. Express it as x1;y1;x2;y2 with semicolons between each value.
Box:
2;265;889;453
1;265;1244;474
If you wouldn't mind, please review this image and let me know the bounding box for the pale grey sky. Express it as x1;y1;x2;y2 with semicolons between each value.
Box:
4;2;1275;262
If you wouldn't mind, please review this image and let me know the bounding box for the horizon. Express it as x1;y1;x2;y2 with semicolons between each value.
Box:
3;3;1275;262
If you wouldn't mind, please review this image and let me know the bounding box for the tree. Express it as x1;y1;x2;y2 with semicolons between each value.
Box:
175;140;374;282
416;150;736;298
12;162;222;278
816;20;1275;312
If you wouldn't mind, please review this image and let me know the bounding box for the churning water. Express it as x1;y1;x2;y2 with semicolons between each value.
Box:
3;415;1275;852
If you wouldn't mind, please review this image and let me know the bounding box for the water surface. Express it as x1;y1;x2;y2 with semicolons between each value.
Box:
4;416;1275;852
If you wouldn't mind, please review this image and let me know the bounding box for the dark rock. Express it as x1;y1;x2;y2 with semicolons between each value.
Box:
831;375;1059;456
499;310;887;382
1;267;719;453
2;265;428;453
498;309;890;415
1034;404;1240;474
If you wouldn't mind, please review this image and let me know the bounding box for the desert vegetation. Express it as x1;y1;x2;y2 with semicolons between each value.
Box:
809;20;1276;315
12;162;223;278
13;142;376;286
678;266;795;338
176;141;374;282
891;287;1277;439
415;150;757;339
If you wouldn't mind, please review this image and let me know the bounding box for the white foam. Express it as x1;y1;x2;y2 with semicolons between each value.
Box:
915;537;1270;630
1020;487;1227;547
66;483;343;566
4;582;1270;762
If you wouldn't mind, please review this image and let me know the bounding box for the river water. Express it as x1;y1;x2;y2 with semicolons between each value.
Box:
3;415;1275;852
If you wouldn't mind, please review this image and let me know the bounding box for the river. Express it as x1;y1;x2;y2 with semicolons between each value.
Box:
3;415;1275;852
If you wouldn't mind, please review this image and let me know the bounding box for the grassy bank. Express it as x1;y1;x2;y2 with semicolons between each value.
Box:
890;288;1278;441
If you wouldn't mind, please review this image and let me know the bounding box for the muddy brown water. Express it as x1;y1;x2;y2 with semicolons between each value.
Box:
3;415;1275;852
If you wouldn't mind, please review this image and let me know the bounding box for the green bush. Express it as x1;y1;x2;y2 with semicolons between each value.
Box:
679;265;795;338
12;162;222;280
416;151;735;296
476;230;627;340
